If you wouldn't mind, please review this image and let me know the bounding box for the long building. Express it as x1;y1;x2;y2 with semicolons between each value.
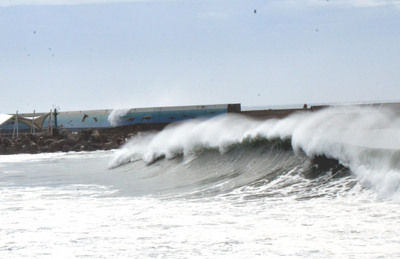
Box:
0;104;241;134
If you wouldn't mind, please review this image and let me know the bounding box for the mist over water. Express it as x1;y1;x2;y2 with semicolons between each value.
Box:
1;106;400;258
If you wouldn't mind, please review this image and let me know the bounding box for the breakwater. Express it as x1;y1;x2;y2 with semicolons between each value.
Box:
0;103;241;155
1;102;399;155
0;128;133;154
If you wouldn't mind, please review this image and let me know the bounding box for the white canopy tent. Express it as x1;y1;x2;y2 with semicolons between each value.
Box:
0;113;51;130
0;114;13;126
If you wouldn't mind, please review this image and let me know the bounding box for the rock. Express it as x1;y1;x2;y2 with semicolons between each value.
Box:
21;136;32;146
6;146;17;154
2;138;11;147
104;141;117;150
58;129;70;138
27;134;38;142
48;139;66;152
64;133;78;146
14;142;22;150
44;138;55;146
79;129;92;141
37;136;45;146
127;133;136;138
71;142;82;151
0;126;161;155
89;130;102;143
61;144;71;152
29;142;38;153
0;148;5;154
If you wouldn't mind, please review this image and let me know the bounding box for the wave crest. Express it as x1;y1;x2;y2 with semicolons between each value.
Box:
109;106;400;200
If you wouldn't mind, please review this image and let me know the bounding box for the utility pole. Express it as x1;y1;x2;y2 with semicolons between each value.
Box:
13;110;19;138
53;108;58;136
54;108;58;128
49;109;52;135
32;109;36;134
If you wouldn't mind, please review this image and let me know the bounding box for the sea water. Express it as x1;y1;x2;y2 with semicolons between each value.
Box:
1;106;400;258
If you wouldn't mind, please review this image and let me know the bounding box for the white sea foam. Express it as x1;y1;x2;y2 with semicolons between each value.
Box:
110;106;400;199
290;107;400;200
2;123;400;258
107;108;130;127
0;150;111;164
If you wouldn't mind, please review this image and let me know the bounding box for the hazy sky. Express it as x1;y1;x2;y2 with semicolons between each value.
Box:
1;0;399;113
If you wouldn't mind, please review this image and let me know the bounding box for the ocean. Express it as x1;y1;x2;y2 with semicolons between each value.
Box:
1;106;399;258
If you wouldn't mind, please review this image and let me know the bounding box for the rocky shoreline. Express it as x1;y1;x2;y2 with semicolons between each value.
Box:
0;129;133;155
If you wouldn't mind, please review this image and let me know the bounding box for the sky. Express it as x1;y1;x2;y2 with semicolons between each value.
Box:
0;0;399;113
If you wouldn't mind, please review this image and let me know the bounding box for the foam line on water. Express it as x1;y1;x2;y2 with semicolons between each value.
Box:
0;150;112;164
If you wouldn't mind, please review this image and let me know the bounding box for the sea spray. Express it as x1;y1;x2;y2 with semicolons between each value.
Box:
110;106;400;199
291;107;400;199
107;108;130;127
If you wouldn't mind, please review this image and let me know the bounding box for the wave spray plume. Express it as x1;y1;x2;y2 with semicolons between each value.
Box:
110;106;400;200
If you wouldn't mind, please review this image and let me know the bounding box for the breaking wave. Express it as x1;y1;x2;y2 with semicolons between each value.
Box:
108;108;130;127
109;106;400;200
